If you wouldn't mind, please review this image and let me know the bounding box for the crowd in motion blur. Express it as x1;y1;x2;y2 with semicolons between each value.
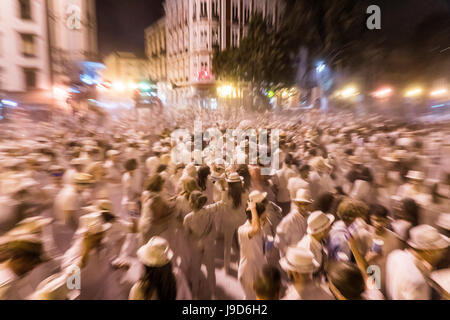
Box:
0;107;449;300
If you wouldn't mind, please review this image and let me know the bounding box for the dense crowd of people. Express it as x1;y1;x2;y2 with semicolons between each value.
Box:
0;107;448;300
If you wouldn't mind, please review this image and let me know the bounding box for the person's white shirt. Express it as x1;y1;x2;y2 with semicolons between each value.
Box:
54;185;80;224
385;249;431;300
287;176;309;200
274;166;296;204
275;207;308;257
282;281;334;300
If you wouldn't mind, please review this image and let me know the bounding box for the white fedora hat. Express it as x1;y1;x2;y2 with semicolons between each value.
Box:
280;247;320;274
76;213;111;236
137;236;174;267
307;211;335;235
249;190;268;203
407;225;449;250
436;213;450;231
226;172;243;183
28;273;80;300
293;188;312;204
6;216;53;236
405;170;425;181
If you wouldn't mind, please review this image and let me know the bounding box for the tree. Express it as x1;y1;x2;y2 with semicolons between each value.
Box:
213;13;296;110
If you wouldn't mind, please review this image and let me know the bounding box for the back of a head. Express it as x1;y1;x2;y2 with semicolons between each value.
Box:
327;261;365;300
125;158;138;172
369;203;389;219
401;198;419;226
314;192;335;213
146;174;164;193
253;265;282;300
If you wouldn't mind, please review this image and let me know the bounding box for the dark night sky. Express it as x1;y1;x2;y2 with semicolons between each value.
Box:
96;0;450;58
96;0;164;57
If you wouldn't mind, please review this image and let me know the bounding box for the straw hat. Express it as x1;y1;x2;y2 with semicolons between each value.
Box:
73;173;94;185
307;211;335;235
6;217;53;237
249;190;267;203
436;213;450;231
137;236;174;267
28;273;80;300
106;150;120;158
293;189;312;204
405;170;425;181
280;247;320;274
226;172;243;183
407;225;449;250
76;213;111;236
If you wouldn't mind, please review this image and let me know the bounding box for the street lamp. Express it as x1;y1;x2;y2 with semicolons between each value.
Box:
404;88;423;98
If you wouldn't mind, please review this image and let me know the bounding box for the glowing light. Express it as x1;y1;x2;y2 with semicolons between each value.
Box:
431;104;445;109
337;86;359;99
405;88;423;98
53;86;69;100
267;90;275;98
138;82;152;91
80;74;94;85
1;99;18;107
372;87;393;98
128;82;138;90
113;81;125;92
430;88;448;97
217;85;234;98
316;61;326;73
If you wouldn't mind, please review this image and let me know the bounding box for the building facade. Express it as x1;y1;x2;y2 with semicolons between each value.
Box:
0;0;51;95
47;0;99;86
0;0;98;108
103;52;149;88
146;18;167;83
157;0;285;108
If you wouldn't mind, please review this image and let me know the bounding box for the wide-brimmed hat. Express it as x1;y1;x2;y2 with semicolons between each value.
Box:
76;212;111;236
6;217;53;237
249;190;267;203
0;234;46;259
436;213;450;231
70;158;85;166
226;172;243;183
73;173;95;185
293;189;312;204
405;170;425;181
280;247;320;274
307;211;335;235
106;150;120;158
137;236;174;267
28;273;80;300
407;225;449;250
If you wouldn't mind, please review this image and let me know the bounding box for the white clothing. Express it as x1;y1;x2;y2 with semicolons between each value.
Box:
275;208;308;257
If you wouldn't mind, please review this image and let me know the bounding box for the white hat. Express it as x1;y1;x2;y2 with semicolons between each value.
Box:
146;157;160;172
436;213;450;231
249;190;268;203
6;217;53;236
76;213;111;236
226;172;243;183
28;273;80;300
430;269;450;296
184;163;197;177
293;189;312;204
407;225;449;250
406;171;425;181
280;247;320;274
106;150;120;158
137;236;174;267
307;211;335;235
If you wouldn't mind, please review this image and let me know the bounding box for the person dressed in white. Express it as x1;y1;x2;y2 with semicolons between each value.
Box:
129;237;192;300
183;189;225;299
280;247;334;300
386;225;449;300
121;159;141;220
275;189;312;258
104;150;123;216
221;172;248;274
237;195;268;300
297;210;335;278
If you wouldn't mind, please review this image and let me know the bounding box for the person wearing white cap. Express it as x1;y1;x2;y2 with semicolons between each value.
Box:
129;236;191;300
280;246;334;300
397;171;431;207
275;189;312;258
297;210;335;278
386;225;449;300
104;150;123;216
